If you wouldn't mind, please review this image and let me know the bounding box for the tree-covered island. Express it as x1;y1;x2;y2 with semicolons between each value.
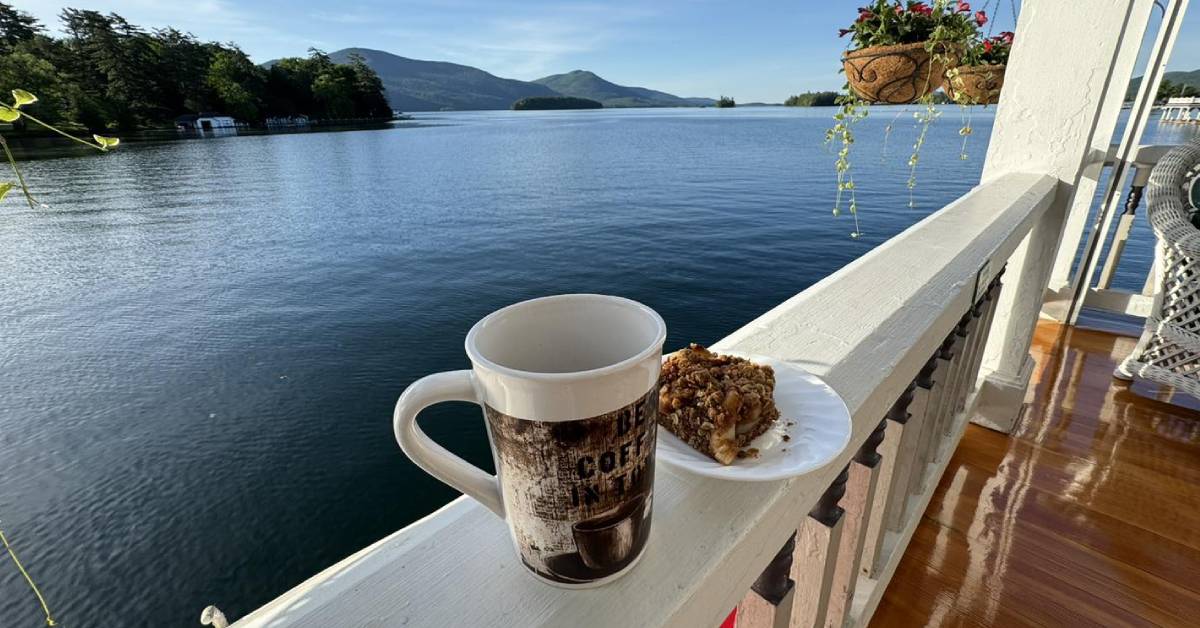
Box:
511;96;603;110
784;91;840;106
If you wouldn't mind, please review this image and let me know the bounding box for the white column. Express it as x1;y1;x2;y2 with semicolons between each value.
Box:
1043;1;1159;294
973;0;1157;433
1061;0;1191;325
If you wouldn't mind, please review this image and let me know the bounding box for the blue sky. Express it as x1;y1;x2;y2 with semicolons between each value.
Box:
16;1;1200;102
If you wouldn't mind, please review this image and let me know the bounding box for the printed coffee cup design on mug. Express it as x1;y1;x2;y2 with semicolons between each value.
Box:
393;294;665;587
572;492;650;570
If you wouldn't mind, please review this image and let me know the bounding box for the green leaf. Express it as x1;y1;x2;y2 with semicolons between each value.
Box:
0;182;13;202
93;135;119;149
0;105;20;122
11;89;36;107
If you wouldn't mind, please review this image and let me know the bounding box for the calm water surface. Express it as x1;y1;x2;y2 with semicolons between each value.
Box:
0;107;1195;625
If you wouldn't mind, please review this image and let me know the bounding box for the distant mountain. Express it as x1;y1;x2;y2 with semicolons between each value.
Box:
1126;69;1200;100
315;49;713;112
533;70;715;108
327;48;557;111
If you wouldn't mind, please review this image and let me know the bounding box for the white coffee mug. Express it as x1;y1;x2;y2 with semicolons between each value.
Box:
394;294;666;588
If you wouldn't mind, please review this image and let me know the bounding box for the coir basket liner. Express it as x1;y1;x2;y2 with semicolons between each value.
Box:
945;64;1006;105
842;42;951;104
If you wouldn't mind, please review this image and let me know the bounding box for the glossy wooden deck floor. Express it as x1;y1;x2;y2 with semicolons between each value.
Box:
871;321;1200;627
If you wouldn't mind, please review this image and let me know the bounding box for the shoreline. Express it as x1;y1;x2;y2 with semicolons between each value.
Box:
4;120;408;159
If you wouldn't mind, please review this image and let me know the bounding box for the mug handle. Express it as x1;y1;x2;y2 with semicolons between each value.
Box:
393;370;505;518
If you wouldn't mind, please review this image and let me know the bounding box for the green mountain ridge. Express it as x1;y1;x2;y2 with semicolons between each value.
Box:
326;48;559;111
310;49;713;111
533;70;715;108
1127;69;1200;100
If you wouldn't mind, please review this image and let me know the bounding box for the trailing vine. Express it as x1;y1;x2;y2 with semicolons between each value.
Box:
0;89;118;209
826;95;868;238
0;90;116;627
829;1;983;235
881;108;907;163
1;523;56;626
906;98;941;208
958;104;974;160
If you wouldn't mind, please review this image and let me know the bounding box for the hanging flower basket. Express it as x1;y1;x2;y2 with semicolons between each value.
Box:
946;33;1012;105
828;0;998;238
945;64;1005;105
842;42;953;104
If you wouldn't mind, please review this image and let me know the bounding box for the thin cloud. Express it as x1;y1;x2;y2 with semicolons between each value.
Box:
379;5;655;79
310;10;376;25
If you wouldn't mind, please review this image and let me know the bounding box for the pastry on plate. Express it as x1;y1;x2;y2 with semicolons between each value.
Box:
658;344;780;464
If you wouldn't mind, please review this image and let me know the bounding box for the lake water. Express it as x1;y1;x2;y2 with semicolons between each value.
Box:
1;107;1195;625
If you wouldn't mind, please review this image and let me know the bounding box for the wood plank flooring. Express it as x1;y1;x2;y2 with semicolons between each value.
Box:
870;322;1200;627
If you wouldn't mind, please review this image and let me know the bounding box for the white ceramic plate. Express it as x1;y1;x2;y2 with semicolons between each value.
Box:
655;352;852;481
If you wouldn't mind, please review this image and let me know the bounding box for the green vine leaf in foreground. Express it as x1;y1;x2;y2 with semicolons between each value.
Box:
93;134;120;150
11;89;37;107
0;89;118;209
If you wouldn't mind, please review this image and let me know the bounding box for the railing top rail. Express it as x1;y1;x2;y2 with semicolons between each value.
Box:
1101;143;1178;168
231;172;1058;628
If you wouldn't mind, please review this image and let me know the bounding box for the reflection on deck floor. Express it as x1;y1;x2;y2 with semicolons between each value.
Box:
871;321;1200;627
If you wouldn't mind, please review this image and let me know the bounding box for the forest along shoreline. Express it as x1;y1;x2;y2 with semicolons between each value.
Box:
0;4;394;147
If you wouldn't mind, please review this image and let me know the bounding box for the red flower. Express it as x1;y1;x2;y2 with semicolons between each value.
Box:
858;9;875;21
983;39;994;53
910;2;933;16
894;3;904;14
999;31;1014;44
975;10;988;26
956;1;970;12
839;28;853;37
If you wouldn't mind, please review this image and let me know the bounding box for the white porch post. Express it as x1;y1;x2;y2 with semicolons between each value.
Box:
972;0;1157;433
1043;1;1160;299
1062;0;1192;325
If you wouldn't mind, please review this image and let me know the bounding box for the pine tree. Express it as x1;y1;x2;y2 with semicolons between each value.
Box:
0;2;41;51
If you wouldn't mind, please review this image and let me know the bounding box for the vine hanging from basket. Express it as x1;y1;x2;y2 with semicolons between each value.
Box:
827;0;1013;238
950;30;1012;161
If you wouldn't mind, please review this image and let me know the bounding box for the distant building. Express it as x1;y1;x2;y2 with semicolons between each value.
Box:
1159;97;1200;123
265;114;310;127
175;113;238;132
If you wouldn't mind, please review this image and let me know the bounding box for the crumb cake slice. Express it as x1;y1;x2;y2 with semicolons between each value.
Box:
658;344;780;464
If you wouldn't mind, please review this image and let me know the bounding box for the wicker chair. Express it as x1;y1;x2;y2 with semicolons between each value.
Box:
1115;139;1200;395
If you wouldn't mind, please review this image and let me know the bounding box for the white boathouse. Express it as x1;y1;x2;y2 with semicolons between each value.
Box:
175;113;238;132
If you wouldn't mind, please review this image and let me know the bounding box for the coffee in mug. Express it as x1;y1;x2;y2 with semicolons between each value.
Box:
393;294;665;587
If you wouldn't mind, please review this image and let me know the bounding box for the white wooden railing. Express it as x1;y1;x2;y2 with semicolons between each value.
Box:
220;1;1161;625
228;173;1057;628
